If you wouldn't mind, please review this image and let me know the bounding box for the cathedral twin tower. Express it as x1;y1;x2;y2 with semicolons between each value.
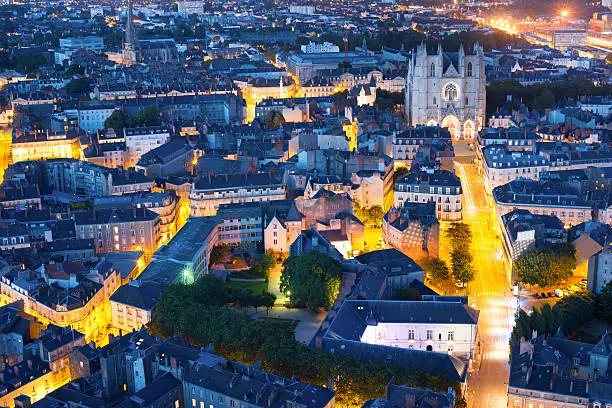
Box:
405;43;486;140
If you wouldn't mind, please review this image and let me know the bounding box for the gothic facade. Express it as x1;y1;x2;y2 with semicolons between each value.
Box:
405;43;486;140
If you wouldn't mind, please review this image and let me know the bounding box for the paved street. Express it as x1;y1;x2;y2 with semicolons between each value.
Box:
450;144;515;408
0;125;12;184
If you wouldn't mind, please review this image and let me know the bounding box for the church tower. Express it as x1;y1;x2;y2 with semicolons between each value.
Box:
122;0;137;65
405;42;486;140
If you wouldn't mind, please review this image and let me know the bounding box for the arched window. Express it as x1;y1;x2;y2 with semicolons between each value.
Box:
433;96;437;105
444;84;458;101
430;63;435;77
466;62;473;77
465;96;469;105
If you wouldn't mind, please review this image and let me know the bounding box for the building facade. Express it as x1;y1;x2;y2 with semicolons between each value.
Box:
405;43;486;140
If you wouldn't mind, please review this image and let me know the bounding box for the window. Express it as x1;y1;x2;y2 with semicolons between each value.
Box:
466;62;473;77
430;63;435;77
433;96;437;105
193;399;197;407
408;330;415;340
448;331;454;341
444;84;458;101
426;330;433;340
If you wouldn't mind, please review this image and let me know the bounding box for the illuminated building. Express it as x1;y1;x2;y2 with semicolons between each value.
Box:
327;299;479;358
124;126;171;168
492;179;593;226
394;166;463;221
392;126;454;169
94;192;181;245
109;280;166;334
382;202;440;260
138;216;218;285
189;172;285;217
74;208;161;255
11;131;82;164
0;260;120;343
405;43;486;140
177;0;204;16
0;357;60;407
216;202;263;249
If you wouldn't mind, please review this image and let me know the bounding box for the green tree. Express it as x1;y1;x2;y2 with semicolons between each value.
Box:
446;222;472;248
65;77;90;94
210;244;231;266
136;106;160;127
450;250;475;287
104;110;132;130
424;257;450;282
280;252;342;312
264;110;285;129
515;244;576;287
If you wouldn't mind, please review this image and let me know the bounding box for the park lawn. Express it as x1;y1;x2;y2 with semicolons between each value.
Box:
225;280;268;294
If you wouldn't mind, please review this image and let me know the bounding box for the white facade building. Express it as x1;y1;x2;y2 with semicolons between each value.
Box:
124;126;171;166
300;41;340;54
78;106;117;133
405;43;486;140
177;0;204;16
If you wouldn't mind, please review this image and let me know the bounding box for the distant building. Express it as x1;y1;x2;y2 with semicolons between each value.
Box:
301;41;340;54
363;379;456;408
73;208;161;255
289;4;316;14
190;173;285;217
588;246;612;294
289;226;344;261
110;280;166;333
508;333;612;408
394;167;462;221
405;43;486;140
177;0;204;16
124;126;171;167
138;216;218;285
11;130;82;163
59;36;104;51
383;202;440;260
500;209;566;266
216;202;263;249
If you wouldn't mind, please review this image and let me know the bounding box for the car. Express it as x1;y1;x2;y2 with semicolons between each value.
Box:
533;293;541;299
554;289;564;297
539;292;547;298
547;291;555;298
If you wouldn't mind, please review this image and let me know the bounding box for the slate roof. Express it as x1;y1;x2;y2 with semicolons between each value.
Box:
110;281;166;310
355;249;424;277
193;172;283;190
325;299;479;342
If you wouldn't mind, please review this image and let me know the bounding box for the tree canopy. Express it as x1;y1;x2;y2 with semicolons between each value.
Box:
104;106;161;131
280;252;342;312
148;275;465;407
515;243;576;287
264;110;286;129
445;223;475;287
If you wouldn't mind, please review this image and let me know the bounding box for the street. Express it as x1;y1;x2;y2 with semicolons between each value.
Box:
0;124;11;184
450;144;515;408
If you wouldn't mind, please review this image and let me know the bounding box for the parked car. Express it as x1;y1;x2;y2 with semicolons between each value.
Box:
540;292;548;298
554;289;564;297
533;293;541;299
547;291;555;298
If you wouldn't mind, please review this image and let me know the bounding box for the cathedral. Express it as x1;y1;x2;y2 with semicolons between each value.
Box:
405;43;486;140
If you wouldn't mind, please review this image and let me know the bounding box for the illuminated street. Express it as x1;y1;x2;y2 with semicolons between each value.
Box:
0;124;12;184
450;144;515;408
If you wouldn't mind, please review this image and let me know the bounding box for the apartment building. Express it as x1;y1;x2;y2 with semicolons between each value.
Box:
394;168;462;221
73;208;161;255
190;173;285;216
110;280;166;333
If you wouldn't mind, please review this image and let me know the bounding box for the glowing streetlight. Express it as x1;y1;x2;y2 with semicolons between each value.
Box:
560;10;568;18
